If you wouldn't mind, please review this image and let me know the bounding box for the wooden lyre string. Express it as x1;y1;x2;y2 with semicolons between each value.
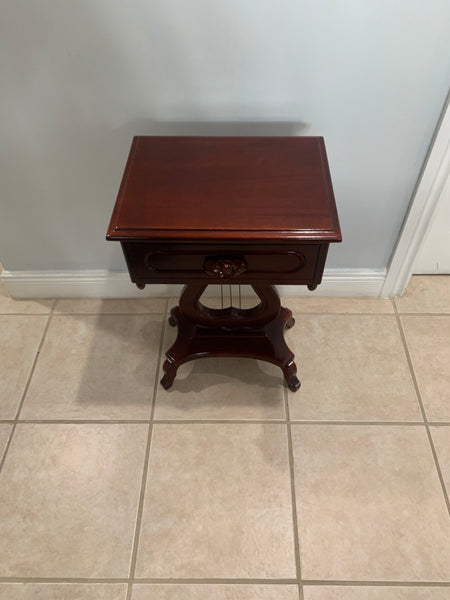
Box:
219;284;242;309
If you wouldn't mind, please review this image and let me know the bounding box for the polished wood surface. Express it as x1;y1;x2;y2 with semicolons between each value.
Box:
107;136;341;392
120;241;328;287
107;136;341;243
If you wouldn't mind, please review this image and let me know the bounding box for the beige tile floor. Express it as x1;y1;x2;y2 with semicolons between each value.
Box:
0;275;449;599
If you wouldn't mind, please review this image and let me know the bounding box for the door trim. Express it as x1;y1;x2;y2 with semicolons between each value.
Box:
381;92;450;297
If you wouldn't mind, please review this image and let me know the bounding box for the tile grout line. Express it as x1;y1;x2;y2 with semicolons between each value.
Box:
287;420;425;426
392;294;450;317
126;300;169;600
284;386;303;595
391;294;398;314
0;578;132;584
283;312;397;317
0;312;55;317
3;308;450;320
52;312;167;317
2;419;160;425
277;312;398;316
0;306;54;476
0;576;449;585
393;306;429;426
394;305;450;517
14;304;56;422
5;419;449;426
0;577;300;584
145;418;289;424
396;312;450;317
0;311;394;317
301;580;450;587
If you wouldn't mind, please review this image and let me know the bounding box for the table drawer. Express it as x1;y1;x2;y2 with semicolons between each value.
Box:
121;242;328;286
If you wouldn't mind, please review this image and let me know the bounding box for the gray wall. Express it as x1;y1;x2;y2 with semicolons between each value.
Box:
1;0;449;272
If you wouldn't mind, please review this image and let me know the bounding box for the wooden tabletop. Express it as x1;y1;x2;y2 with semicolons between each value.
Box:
106;136;341;243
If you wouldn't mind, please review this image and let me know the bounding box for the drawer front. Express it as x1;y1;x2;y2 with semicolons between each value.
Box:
121;242;327;286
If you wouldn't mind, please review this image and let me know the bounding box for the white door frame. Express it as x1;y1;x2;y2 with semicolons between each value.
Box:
381;94;450;297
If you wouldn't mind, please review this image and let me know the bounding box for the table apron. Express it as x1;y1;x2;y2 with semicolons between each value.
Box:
121;242;329;287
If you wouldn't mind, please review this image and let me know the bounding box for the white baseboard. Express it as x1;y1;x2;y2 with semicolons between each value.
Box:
1;268;387;299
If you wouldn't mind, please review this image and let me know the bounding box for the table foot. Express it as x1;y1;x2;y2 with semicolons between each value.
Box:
285;313;295;329
160;358;178;390
167;307;178;327
283;359;301;392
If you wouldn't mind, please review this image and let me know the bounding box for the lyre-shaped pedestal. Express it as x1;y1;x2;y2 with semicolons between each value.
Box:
160;283;300;392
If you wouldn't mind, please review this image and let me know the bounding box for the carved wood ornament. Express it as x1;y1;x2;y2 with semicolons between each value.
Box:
203;257;247;279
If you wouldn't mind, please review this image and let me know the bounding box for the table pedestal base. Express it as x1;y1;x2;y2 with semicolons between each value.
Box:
160;283;300;392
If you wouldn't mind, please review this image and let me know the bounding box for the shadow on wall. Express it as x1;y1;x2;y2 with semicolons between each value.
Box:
2;1;310;272
116;119;308;137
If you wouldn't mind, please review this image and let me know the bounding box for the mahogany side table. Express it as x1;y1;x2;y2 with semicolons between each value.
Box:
106;136;341;392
